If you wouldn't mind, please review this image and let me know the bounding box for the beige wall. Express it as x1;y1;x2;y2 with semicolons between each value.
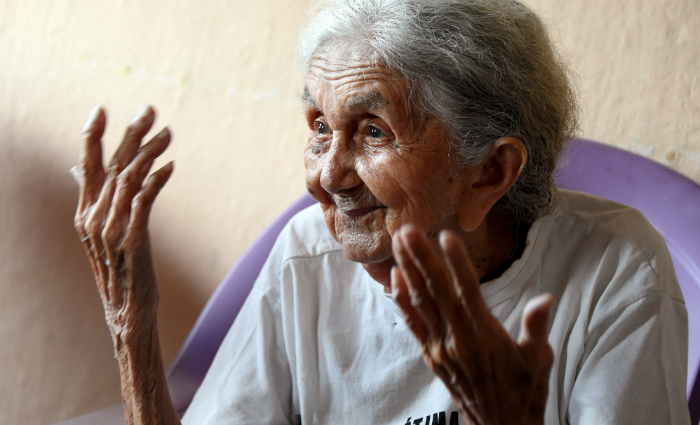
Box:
0;1;697;424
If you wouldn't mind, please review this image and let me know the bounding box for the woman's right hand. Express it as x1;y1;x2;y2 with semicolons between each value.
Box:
72;105;173;344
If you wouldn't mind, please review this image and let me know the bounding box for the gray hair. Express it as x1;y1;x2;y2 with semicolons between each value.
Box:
299;0;578;223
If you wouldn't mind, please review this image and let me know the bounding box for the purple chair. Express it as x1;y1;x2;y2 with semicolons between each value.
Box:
56;139;700;424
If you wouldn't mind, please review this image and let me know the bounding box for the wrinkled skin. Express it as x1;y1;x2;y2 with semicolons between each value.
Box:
73;106;181;425
303;52;474;284
303;52;554;425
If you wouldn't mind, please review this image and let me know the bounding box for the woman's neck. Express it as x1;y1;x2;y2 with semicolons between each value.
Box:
461;212;528;282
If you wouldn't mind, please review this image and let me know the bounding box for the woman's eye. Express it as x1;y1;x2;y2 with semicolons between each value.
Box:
368;126;384;139
316;121;328;135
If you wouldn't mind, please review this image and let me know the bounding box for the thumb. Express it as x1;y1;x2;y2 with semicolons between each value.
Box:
518;293;553;356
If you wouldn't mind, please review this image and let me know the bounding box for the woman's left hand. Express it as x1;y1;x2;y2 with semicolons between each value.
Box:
391;224;554;425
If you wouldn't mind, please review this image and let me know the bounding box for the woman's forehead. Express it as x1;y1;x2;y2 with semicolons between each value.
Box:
302;86;391;114
304;55;410;114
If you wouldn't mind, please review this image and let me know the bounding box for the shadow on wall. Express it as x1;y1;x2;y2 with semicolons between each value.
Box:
0;128;206;425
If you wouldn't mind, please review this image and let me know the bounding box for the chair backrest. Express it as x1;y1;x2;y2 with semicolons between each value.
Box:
166;194;316;415
555;139;700;423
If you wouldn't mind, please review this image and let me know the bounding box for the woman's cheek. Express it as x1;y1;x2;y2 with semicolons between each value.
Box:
304;154;330;203
357;149;400;188
374;164;447;233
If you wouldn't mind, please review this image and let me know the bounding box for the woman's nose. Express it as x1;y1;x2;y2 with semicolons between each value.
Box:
320;132;363;195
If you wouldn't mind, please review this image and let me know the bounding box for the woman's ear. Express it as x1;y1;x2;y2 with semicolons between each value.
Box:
457;137;527;231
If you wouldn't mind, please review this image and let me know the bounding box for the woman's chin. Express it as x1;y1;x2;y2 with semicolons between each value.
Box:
337;241;395;286
337;231;392;264
339;244;391;264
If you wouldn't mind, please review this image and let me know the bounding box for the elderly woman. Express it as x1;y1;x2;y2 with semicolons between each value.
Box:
73;0;689;424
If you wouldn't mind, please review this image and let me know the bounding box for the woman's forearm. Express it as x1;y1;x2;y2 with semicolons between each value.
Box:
115;322;181;425
73;106;180;425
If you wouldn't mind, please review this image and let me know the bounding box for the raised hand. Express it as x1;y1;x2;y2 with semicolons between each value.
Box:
391;224;553;425
72;105;180;425
72;105;172;339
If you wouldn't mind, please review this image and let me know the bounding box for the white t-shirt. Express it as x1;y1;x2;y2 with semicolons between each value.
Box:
182;189;690;425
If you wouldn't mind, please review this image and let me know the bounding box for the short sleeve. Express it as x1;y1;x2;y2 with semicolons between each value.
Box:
568;291;690;424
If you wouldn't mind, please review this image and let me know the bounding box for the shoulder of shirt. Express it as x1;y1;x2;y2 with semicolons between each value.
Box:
552;188;653;228
548;189;684;303
274;202;343;263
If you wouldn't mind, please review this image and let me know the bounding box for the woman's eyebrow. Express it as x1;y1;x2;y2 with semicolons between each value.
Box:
301;87;389;114
344;91;389;113
301;88;322;112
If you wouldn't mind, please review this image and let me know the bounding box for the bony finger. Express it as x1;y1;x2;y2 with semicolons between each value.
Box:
520;293;553;342
439;230;485;315
399;228;462;308
110;106;155;172
396;228;475;345
397;224;450;283
117;126;169;184
130;105;154;126
122;127;170;182
153;125;170;138
393;226;438;296
106;170;146;245
393;232;430;307
391;265;413;311
518;293;554;365
391;266;428;344
390;265;403;298
102;217;126;264
128;161;174;232
78;106;107;205
126;106;155;137
82;105;105;134
147;160;174;192
395;231;448;339
87;172;118;236
140;127;171;157
393;261;478;408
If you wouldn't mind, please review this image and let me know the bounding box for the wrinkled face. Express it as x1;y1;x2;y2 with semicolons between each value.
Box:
303;52;474;265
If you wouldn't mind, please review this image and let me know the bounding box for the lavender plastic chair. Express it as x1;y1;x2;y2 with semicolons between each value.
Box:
56;139;700;424
555;139;700;424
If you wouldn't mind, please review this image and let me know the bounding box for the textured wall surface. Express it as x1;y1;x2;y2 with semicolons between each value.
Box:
0;1;697;424
531;0;700;179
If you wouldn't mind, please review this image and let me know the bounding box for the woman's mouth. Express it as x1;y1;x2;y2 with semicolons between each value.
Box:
343;206;381;217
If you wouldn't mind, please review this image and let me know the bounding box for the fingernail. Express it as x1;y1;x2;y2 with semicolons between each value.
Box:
390;266;399;294
439;231;453;252
130;105;153;124
82;105;101;132
155;126;170;138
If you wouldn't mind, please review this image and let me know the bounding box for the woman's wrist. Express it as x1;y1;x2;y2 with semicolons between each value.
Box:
114;321;180;425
